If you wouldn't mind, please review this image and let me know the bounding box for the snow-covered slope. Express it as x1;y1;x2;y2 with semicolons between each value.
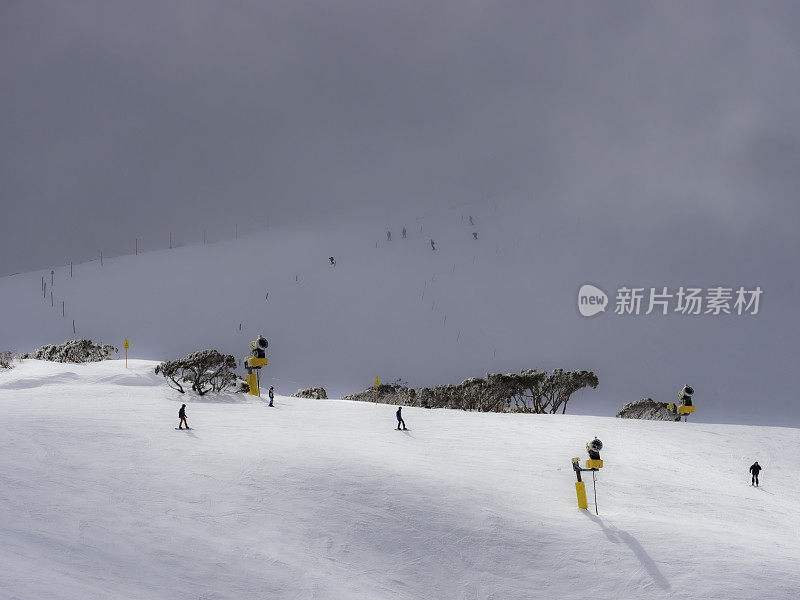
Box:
1;360;797;599
1;203;796;427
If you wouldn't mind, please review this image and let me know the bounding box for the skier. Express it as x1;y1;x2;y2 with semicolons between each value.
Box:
178;404;188;429
387;230;392;241
402;227;407;239
396;406;407;430
430;239;436;251
750;461;762;486
472;232;478;240
268;386;275;407
329;256;336;267
469;215;474;226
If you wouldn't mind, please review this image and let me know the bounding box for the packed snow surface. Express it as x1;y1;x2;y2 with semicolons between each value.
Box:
1;360;798;599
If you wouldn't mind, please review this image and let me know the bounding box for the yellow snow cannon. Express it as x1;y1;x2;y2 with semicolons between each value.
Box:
676;385;695;420
585;437;604;469
244;335;269;397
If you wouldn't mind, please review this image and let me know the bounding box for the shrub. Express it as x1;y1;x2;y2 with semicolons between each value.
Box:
0;351;13;369
155;350;238;395
617;398;681;421
343;382;413;405
21;340;117;363
293;387;328;399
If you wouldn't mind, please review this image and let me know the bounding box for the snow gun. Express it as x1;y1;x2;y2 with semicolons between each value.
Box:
572;437;604;514
244;335;269;397
667;385;695;421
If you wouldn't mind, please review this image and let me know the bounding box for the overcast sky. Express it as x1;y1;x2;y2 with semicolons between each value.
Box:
2;1;800;275
2;2;800;425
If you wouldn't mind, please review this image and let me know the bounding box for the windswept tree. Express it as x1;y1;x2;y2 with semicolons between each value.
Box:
515;369;599;414
346;368;598;414
475;374;520;412
155;350;238;395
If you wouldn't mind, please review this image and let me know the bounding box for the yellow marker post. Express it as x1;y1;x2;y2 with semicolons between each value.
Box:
123;339;129;368
571;457;589;510
575;481;589;510
375;377;381;404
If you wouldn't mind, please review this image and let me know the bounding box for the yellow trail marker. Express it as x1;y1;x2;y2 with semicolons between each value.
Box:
123;339;130;368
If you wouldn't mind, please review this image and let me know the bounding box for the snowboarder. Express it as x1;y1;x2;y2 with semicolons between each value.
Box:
750;461;762;486
329;256;336;267
268;386;275;407
178;404;188;429
396;406;407;430
430;239;436;251
402;227;407;239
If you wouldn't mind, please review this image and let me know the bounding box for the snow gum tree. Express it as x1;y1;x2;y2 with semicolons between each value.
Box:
365;369;598;413
155;350;238;395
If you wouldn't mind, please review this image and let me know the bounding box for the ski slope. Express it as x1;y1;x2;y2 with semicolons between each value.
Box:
1;202;797;427
1;359;797;599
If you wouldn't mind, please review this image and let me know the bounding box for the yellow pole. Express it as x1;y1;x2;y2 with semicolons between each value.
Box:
575;481;588;510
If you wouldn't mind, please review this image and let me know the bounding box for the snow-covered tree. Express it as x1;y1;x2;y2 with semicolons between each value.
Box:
512;369;599;414
293;387;328;399
617;398;681;421
0;351;13;369
21;340;118;363
155;350;237;395
345;368;598;414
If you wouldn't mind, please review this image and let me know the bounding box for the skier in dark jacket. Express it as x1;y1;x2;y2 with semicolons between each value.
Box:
268;386;275;407
178;404;188;429
396;406;407;430
750;461;762;486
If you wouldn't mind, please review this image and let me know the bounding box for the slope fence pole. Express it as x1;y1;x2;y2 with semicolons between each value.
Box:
592;470;598;515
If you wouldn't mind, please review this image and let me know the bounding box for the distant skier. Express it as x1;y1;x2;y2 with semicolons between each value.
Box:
750;461;762;486
430;239;436;251
396;406;407;430
472;232;478;240
387;230;392;241
178;404;188;429
268;386;275;407
329;256;336;267
402;227;407;239
469;215;474;226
